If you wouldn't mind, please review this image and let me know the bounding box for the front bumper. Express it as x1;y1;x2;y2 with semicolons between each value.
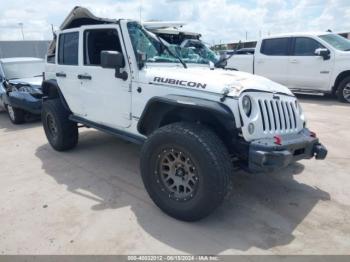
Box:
249;129;327;173
6;92;42;115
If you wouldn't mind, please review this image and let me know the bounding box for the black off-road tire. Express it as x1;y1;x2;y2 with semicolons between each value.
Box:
336;76;350;103
42;99;78;151
140;122;233;222
6;104;25;124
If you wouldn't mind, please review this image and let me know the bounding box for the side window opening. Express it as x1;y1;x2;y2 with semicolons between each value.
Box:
293;37;324;56
84;29;122;66
58;32;79;65
260;38;289;56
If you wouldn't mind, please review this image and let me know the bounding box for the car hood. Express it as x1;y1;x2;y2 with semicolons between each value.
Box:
8;76;42;88
140;65;294;97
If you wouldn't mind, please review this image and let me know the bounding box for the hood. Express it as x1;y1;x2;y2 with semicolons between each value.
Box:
9;76;42;88
141;65;294;97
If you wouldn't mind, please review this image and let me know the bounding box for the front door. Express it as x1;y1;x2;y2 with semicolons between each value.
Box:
255;37;290;86
287;37;333;92
78;26;131;128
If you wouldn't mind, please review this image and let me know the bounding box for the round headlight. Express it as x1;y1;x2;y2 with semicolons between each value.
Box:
242;95;252;116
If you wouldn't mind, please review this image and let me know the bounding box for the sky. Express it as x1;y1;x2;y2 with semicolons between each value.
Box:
0;0;349;44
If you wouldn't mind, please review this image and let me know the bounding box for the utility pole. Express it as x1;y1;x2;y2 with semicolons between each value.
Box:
18;22;24;40
245;31;248;41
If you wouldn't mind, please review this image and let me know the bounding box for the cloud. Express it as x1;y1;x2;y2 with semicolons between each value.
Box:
0;0;349;44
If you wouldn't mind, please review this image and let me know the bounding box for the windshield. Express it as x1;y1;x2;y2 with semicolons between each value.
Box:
2;60;44;80
177;39;219;64
319;34;350;51
128;22;182;64
127;22;218;65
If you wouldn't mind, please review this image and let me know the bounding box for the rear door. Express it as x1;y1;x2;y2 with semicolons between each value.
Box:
55;30;84;116
255;37;291;86
287;37;333;91
78;25;131;128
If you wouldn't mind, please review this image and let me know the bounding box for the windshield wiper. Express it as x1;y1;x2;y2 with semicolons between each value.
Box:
154;34;187;69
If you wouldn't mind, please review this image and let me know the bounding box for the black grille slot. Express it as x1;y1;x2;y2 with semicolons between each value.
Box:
275;101;283;130
281;102;288;130
264;100;272;131
285;101;293;129
258;100;266;131
270;100;277;130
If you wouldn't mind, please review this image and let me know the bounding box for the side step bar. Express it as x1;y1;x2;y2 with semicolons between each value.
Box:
69;115;146;145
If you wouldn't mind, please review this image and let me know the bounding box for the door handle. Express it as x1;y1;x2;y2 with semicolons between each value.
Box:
289;59;298;63
77;74;92;80
256;60;264;64
56;72;66;77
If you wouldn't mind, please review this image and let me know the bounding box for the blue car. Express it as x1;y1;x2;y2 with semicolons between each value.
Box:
0;57;44;124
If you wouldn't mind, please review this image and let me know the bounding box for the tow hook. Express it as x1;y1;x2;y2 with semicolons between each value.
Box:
313;143;328;160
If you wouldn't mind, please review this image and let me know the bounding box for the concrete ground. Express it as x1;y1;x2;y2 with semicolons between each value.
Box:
0;95;349;255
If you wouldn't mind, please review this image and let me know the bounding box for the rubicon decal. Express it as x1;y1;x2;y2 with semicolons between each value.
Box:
152;77;207;89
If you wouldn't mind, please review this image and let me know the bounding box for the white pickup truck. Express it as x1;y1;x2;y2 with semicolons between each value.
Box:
226;32;350;103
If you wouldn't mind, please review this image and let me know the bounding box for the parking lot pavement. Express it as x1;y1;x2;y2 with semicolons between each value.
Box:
0;96;349;255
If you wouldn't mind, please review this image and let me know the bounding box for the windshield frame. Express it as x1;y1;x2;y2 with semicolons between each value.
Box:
318;33;350;51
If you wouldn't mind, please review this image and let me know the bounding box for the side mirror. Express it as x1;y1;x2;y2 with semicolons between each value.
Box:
101;50;128;80
315;48;330;60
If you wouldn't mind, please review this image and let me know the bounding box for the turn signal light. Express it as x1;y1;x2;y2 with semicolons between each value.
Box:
274;135;282;145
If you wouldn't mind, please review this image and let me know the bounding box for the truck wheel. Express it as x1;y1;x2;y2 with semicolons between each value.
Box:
140;122;232;221
337;76;350;103
6;105;25;124
42;99;78;151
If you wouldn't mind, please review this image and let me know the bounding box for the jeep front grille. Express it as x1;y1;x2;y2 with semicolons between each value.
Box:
239;91;304;141
257;98;298;133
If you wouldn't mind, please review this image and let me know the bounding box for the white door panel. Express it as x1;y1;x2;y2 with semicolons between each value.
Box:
254;55;289;86
287;37;333;91
287;56;333;91
79;26;131;129
56;65;85;116
79;67;131;128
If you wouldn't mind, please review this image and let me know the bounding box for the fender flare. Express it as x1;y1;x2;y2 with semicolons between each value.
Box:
41;79;71;112
137;95;238;137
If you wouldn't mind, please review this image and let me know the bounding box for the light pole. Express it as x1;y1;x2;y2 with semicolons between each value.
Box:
18;22;24;40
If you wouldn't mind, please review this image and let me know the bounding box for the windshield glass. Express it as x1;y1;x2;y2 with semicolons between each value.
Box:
128;22;181;64
2;60;44;80
127;22;218;65
177;39;219;64
319;34;350;51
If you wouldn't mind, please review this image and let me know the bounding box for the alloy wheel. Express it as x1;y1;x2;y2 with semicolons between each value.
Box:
156;148;199;202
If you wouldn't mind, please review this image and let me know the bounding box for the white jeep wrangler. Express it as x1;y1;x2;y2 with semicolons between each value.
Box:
42;7;327;221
